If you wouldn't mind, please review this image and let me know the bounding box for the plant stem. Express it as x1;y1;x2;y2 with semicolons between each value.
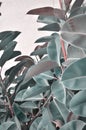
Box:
59;0;62;9
60;38;67;61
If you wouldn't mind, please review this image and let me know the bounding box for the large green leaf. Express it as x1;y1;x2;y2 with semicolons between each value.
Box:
0;41;17;67
0;31;20;50
51;81;66;104
38;23;60;32
59;120;85;130
62;57;86;90
0;121;15;130
27;7;65;20
70;90;86;117
20;101;38;109
37;15;60;24
47;33;61;65
22;85;49;99
23;60;58;83
31;47;47;56
53;99;69;123
61;14;86;50
15;89;44;102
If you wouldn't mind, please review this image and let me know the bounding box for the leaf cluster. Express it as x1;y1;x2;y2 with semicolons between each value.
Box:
0;0;86;130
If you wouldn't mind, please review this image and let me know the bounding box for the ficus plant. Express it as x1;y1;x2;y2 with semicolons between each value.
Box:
0;0;86;130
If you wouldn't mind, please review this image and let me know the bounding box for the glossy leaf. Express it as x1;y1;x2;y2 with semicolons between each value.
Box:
70;90;86;117
35;35;53;43
15;89;43;102
24;60;58;83
71;0;84;12
62;57;86;90
51;81;66;104
61;14;86;50
0;31;20;50
0;121;15;130
37;15;60;24
27;7;65;20
22;85;49;99
47;33;61;65
59;120;85;130
69;6;86;18
38;23;60;32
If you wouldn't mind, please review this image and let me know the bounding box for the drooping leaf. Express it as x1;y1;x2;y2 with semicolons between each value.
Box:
47;33;61;65
0;41;17;67
9;51;21;59
70;90;86;117
37;15;60;24
27;7;65;20
23;60;58;83
13;103;29;122
71;0;84;12
51;81;66;104
0;31;20;50
62;57;86;90
61;14;86;50
60;120;85;130
38;23;60;32
22;85;49;99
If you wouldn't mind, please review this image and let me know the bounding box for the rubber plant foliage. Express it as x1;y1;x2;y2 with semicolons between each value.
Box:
0;0;86;130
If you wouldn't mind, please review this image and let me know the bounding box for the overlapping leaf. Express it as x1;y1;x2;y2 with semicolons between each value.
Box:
62;57;86;90
61;14;86;50
70;90;86;117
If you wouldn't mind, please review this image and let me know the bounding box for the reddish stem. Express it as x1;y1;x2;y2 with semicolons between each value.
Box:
59;0;62;9
60;38;67;61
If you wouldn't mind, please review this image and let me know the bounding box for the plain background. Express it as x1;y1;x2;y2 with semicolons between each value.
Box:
0;0;59;76
0;0;59;55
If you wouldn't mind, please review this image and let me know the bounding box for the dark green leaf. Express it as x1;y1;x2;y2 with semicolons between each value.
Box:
0;31;20;50
38;23;60;32
30;117;41;130
13;103;29;122
20;101;38;109
0;41;17;67
31;47;47;56
71;0;84;12
70;90;86;117
62;57;86;90
35;36;53;43
37;15;60;24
